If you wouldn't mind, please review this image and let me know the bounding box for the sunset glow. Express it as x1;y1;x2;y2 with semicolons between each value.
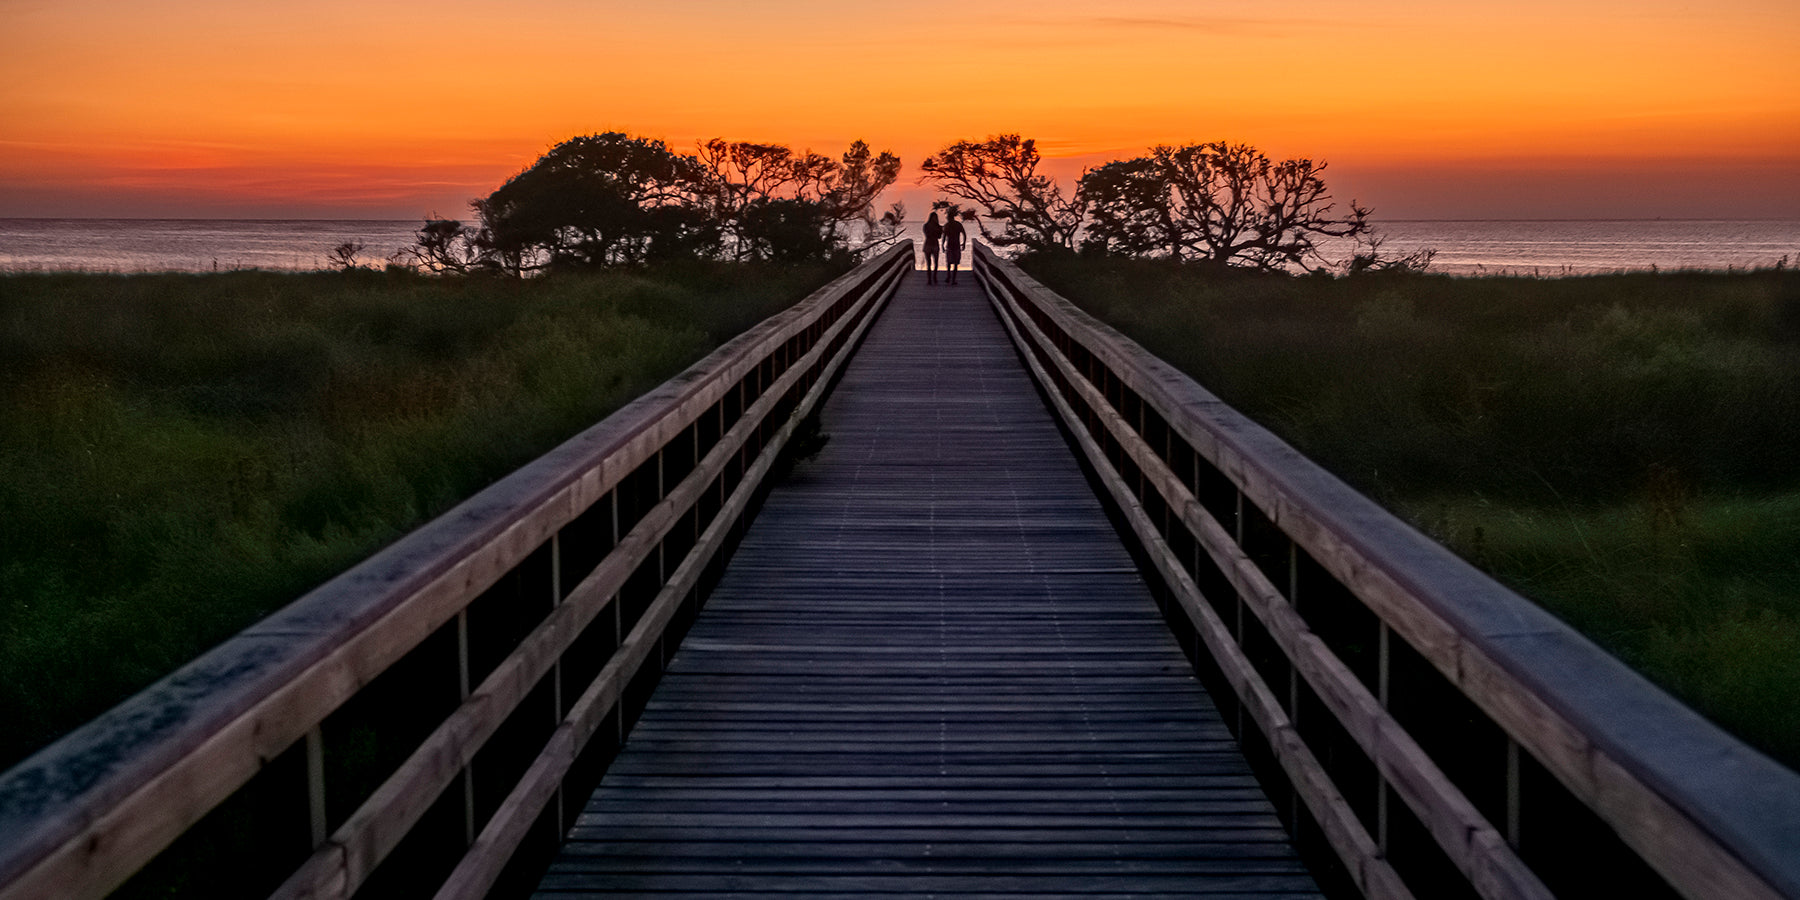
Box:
3;0;1796;218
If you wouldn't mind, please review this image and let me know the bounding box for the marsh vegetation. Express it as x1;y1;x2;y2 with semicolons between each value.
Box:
0;262;839;769
1023;256;1800;768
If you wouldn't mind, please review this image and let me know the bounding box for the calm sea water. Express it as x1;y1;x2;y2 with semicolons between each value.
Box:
1;218;1796;276
0;219;423;274
1347;219;1800;275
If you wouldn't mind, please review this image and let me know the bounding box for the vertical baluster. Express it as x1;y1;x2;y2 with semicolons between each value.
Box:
611;488;625;747
1377;621;1391;854
550;533;564;834
1287;541;1303;833
1234;491;1246;644
1287;542;1301;718
656;447;669;665
1507;737;1522;849
457;609;475;846
1188;453;1204;662
694;424;703;542
305;726;327;849
1234;490;1246;737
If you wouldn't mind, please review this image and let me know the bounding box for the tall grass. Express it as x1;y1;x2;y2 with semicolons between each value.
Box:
1023;256;1800;768
0;263;839;770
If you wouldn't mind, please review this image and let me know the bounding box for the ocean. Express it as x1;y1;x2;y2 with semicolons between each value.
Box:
1339;219;1799;275
0;219;425;274
1;218;1796;276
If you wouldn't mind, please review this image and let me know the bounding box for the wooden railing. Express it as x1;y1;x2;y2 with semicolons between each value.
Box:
0;242;912;900
975;243;1800;900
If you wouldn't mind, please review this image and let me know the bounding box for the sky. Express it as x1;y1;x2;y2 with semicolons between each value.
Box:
2;0;1796;220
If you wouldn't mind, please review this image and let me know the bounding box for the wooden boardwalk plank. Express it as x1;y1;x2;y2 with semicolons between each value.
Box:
536;272;1320;898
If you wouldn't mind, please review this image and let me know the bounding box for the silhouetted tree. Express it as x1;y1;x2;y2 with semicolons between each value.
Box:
920;135;1082;255
1078;157;1180;258
418;132;902;274
733;198;837;264
477;132;717;273
1343;233;1436;275
326;241;366;270
858;201;909;256
1081;142;1371;272
696;138;901;263
697;139;824;260
400;217;490;274
823;141;906;257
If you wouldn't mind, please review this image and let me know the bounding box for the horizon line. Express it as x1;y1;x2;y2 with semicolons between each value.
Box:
6;216;1800;225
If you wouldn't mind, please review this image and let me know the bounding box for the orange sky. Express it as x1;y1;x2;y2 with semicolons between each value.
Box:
3;0;1796;218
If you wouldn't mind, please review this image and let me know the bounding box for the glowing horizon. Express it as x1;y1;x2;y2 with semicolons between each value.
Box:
3;0;1796;219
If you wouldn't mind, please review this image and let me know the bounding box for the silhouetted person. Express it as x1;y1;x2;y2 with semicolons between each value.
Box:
922;212;943;284
943;214;966;285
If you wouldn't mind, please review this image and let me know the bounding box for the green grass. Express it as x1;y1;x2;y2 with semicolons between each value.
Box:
0;262;841;771
1022;256;1800;768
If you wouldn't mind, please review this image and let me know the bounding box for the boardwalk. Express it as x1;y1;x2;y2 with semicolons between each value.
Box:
535;271;1321;897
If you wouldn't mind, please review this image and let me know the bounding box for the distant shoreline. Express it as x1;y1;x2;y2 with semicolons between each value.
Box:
3;218;1796;276
5;215;1800;224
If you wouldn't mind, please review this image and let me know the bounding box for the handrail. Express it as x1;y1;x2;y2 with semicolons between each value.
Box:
0;241;913;900
974;243;1800;900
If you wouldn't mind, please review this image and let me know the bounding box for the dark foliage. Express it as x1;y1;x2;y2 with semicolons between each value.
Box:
411;133;902;275
920;134;1083;255
477;133;717;273
1080;142;1372;272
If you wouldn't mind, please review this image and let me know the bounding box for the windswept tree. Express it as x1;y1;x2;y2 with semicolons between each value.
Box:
1081;142;1370;272
920;134;1083;255
823;141;906;255
411;132;902;274
697;139;830;260
696;138;902;263
400;217;489;274
477;132;717;273
1078;157;1181;259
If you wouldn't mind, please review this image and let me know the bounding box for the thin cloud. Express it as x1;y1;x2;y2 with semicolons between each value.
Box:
976;12;1354;45
1085;15;1311;35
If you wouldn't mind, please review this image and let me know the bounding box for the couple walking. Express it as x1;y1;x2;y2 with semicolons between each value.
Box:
921;211;965;285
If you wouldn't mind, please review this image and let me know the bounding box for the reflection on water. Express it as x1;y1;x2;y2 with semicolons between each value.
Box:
1326;219;1800;275
0;219;422;273
1;218;1796;276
